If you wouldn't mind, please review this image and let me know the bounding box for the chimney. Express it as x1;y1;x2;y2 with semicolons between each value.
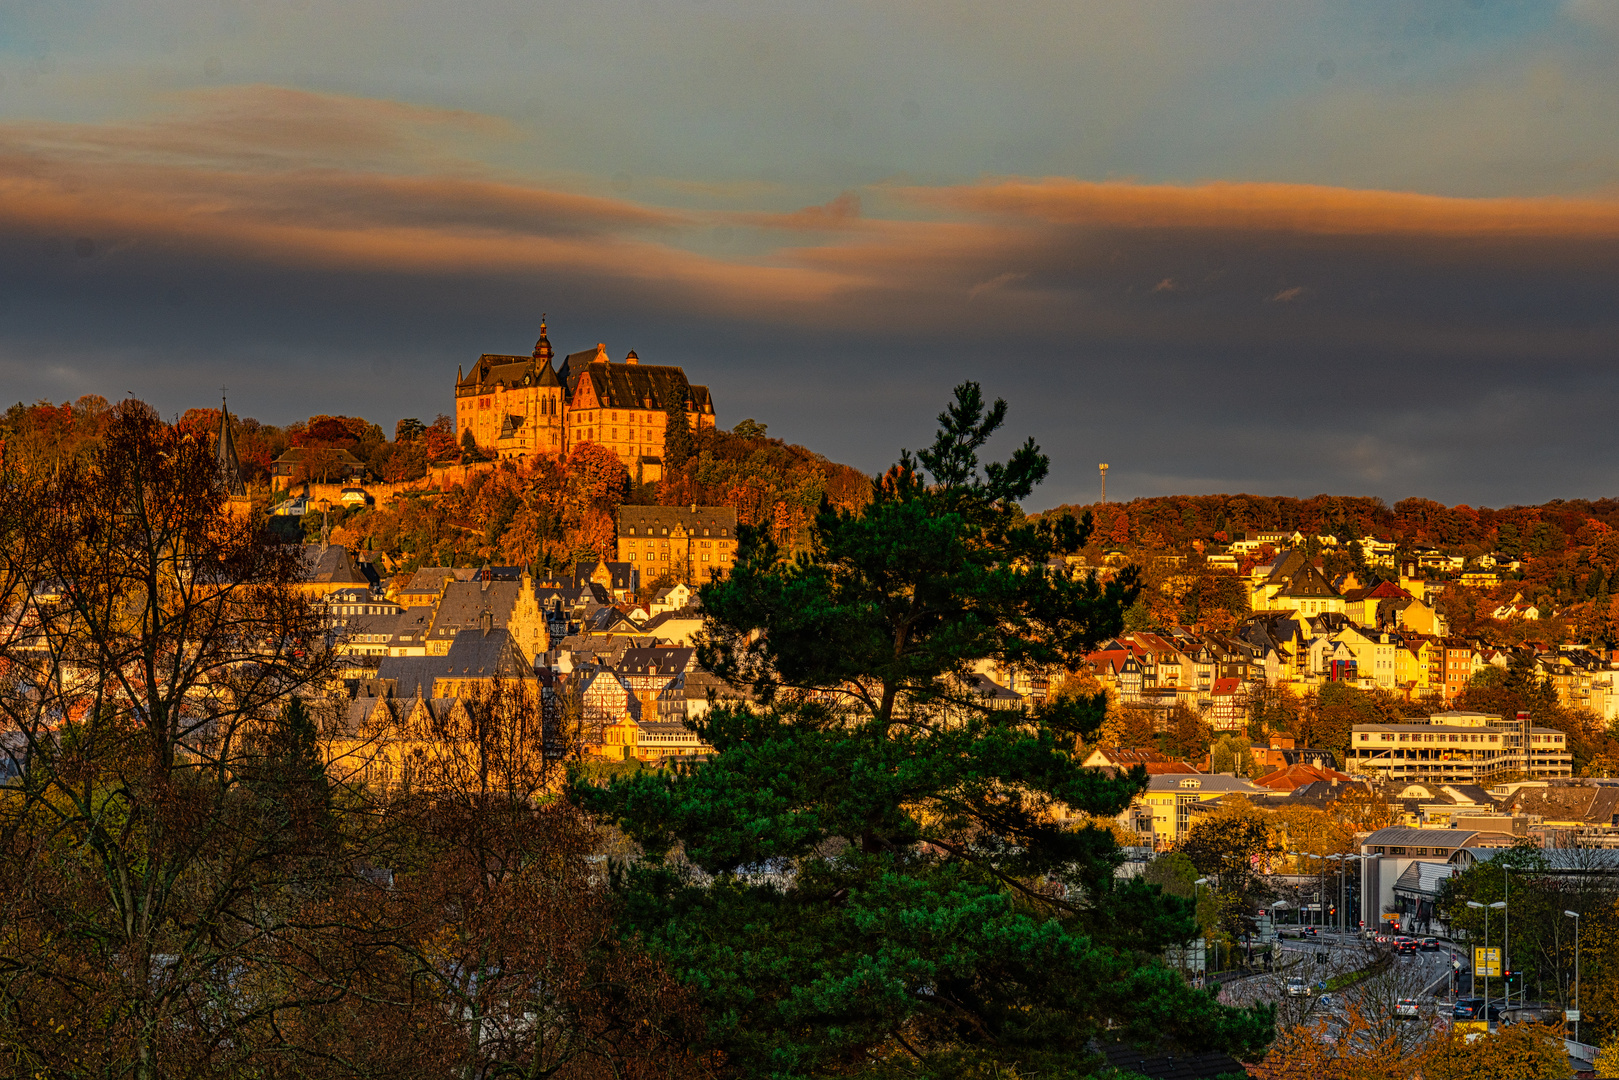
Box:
480;610;494;635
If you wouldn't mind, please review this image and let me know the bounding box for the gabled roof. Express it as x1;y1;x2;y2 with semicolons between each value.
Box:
1277;563;1340;599
301;545;369;585
557;348;702;413
426;580;522;642
441;627;533;679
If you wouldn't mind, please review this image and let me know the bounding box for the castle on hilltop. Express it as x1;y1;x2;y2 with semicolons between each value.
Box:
454;320;715;480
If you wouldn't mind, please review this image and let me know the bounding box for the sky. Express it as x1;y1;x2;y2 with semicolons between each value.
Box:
0;0;1616;509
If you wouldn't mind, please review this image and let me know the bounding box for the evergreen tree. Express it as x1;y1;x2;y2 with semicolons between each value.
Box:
664;393;694;470
575;383;1273;1078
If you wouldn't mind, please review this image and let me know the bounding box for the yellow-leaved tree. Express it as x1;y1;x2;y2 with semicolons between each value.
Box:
1425;1023;1570;1080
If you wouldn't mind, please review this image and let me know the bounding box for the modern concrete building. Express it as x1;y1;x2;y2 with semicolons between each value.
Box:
1348;710;1571;784
1358;826;1517;933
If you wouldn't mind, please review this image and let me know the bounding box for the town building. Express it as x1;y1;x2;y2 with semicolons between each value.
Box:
453;320;716;475
1348;710;1571;784
1128;773;1272;848
1358;826;1517;934
615;505;738;585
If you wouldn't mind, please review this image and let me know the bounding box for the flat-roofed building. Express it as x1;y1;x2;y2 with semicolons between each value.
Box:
1348;710;1571;783
1358;826;1516;933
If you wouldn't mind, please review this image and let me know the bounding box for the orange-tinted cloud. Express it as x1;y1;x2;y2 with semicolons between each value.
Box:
899;177;1619;238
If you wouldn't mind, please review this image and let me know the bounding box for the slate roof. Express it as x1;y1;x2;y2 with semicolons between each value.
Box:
1142;774;1269;796
440;628;533;678
618;505;737;537
570;561;638;592
426;580;522;643
618;646;697;676
216;400;247;497
399;567;461;596
344;611;402;642
301;545;369;586
556;347;712;415
375;629;532;698
1501;784;1619;824
1278;563;1340;599
386;608;434;649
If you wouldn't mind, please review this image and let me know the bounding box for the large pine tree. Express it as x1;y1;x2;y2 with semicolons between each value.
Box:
575;384;1273;1077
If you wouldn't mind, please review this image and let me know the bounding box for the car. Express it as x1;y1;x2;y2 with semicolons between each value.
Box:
1395;940;1417;956
1396;998;1420;1018
1421;938;1440;951
1500;1005;1561;1027
1286;977;1309;998
1453;998;1503;1021
1302;926;1318;936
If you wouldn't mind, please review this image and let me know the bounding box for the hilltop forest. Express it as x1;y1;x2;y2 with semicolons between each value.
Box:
0;395;871;579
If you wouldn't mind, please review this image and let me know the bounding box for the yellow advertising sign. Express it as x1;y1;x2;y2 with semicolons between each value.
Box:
1473;946;1501;977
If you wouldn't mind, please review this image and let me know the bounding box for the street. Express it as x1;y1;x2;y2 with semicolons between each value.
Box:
1218;932;1462;1030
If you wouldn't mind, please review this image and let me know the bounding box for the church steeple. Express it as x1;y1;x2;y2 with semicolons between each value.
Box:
216;397;247;497
533;315;553;363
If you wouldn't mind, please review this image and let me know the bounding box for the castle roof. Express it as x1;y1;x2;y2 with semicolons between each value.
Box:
459;354;545;392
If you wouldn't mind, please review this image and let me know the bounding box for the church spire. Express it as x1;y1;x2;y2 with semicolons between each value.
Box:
533;314;553;363
216;396;247;497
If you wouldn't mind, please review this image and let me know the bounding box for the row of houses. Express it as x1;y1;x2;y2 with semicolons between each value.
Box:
1069;547;1619;730
296;551;741;786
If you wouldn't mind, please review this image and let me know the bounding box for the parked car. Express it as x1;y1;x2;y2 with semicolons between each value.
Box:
1500;1005;1561;1027
1396;998;1420;1018
1420;938;1440;951
1286;977;1309;998
1454;998;1503;1021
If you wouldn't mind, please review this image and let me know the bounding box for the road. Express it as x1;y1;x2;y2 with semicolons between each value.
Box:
1218;931;1463;1025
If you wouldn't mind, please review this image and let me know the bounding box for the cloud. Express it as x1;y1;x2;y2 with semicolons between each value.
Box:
1;88;1617;507
744;190;863;231
899;177;1619;238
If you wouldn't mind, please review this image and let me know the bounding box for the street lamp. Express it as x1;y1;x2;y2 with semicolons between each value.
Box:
1467;900;1507;1020
1194;878;1213;979
1330;853;1368;935
1565;910;1581;1045
1289;852;1324;927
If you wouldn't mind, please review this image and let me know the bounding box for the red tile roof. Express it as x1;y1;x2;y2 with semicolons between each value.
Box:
1253;762;1353;792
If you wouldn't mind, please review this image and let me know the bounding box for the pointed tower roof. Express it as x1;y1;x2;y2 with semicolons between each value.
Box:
216;397;247;497
532;316;553;363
